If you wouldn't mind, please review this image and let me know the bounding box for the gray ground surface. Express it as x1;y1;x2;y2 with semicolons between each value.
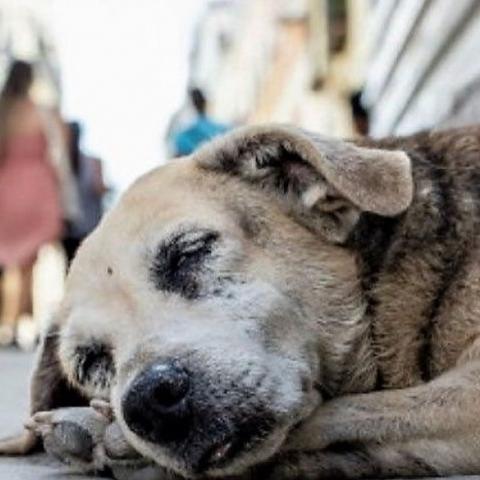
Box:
0;349;99;479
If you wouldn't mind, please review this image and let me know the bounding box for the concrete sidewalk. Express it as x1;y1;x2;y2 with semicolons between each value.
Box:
0;349;99;479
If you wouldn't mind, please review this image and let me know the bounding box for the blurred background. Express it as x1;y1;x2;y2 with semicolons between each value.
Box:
1;0;480;350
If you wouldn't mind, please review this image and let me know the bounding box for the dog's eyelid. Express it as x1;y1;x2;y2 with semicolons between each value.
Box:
183;239;213;253
176;228;220;245
157;228;220;258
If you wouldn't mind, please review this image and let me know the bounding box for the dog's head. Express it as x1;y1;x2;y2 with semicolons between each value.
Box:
34;125;412;477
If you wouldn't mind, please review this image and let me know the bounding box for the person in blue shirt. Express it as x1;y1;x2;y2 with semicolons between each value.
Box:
173;88;229;157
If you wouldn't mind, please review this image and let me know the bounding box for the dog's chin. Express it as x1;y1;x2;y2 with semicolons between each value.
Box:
127;426;289;479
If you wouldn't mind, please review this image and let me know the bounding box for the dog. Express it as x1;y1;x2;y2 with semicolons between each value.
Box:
2;124;480;479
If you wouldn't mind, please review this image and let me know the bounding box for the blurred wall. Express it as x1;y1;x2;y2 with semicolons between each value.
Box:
364;0;480;136
168;0;371;150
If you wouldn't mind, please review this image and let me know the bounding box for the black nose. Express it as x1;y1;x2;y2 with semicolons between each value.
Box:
122;360;191;443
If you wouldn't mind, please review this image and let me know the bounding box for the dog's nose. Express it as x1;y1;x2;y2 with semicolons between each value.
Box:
122;361;191;443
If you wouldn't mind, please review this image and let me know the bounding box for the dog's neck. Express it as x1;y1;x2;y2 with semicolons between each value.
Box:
330;212;404;395
338;147;479;392
347;212;402;299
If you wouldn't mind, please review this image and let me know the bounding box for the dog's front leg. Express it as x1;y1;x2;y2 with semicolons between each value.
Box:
273;358;480;478
260;436;477;479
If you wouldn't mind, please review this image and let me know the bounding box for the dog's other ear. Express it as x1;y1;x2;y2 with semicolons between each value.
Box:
0;324;87;455
196;124;413;243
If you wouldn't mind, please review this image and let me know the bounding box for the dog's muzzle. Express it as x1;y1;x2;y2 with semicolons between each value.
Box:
121;357;281;475
122;360;192;444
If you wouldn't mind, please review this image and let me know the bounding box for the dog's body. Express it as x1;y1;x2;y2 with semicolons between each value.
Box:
2;125;480;479
343;129;480;390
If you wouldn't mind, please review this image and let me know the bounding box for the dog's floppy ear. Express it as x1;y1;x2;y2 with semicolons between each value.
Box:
196;124;413;243
0;323;87;455
30;324;87;414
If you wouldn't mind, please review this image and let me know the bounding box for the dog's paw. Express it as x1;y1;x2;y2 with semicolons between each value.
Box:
103;422;180;480
25;403;110;470
25;400;168;479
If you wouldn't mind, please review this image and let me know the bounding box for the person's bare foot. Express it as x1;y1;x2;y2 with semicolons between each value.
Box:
16;315;38;351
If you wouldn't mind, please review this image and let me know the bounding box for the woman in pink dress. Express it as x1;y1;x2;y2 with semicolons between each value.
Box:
0;61;62;346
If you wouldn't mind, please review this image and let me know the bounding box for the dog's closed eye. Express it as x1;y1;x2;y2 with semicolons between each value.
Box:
150;229;219;300
73;342;115;392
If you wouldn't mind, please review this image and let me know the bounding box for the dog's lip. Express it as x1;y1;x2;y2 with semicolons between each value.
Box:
192;435;250;474
196;438;236;473
196;416;277;473
198;428;267;474
208;440;235;465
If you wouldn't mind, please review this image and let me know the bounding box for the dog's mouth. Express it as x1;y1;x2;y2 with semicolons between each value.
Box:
142;415;277;477
191;415;278;475
187;436;260;476
197;437;238;473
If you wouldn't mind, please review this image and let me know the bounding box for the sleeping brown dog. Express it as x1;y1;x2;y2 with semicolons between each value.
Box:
2;124;480;479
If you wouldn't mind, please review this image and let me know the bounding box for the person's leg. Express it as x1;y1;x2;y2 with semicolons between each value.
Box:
0;258;36;347
0;266;21;346
16;259;39;350
18;261;34;317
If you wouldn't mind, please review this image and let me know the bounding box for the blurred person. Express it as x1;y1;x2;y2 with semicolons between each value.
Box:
350;90;370;136
173;87;229;157
0;60;74;347
62;121;106;265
